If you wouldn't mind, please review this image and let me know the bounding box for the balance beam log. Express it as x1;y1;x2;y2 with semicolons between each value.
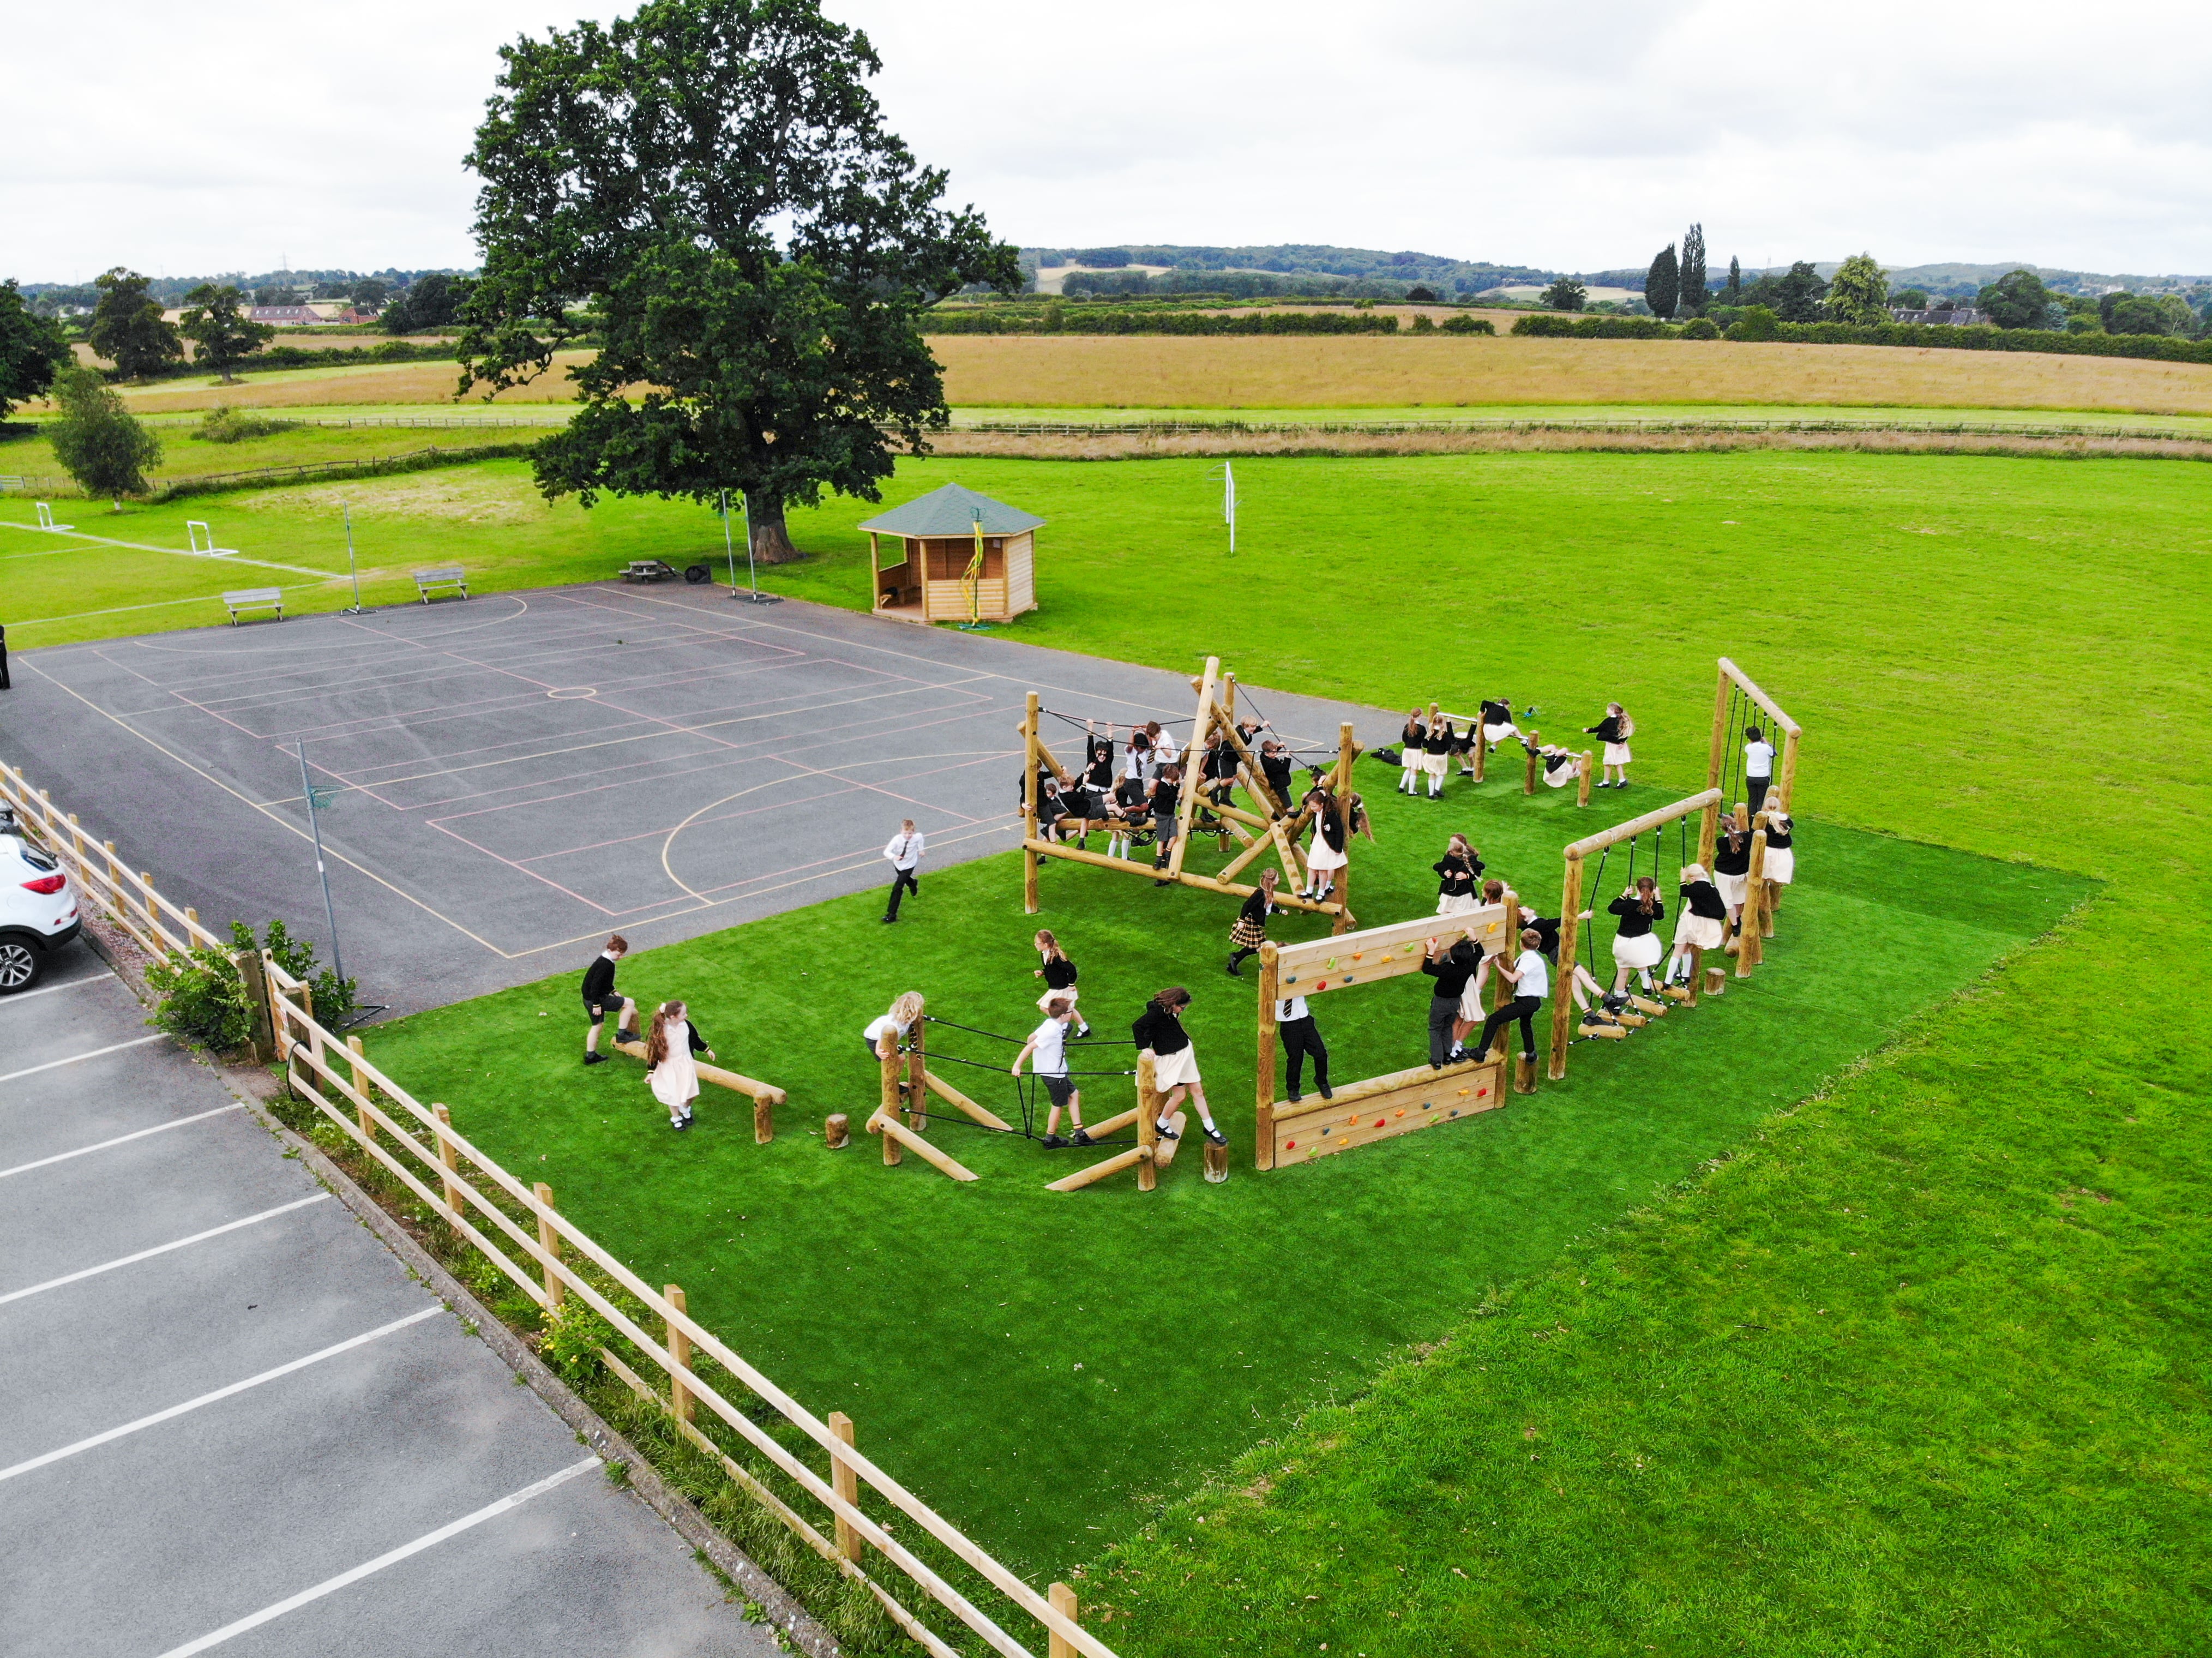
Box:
1611;1008;1649;1028
1150;1112;1188;1168
1081;1105;1141;1142
1627;994;1668;1018
824;1113;850;1149
1204;1140;1229;1183
1045;1145;1151;1193
922;1069;1014;1132
1662;984;1692;1002
865;1111;979;1182
612;1040;786;1107
1579;1020;1628;1040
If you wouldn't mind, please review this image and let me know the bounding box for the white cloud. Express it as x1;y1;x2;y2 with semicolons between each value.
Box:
5;0;2207;282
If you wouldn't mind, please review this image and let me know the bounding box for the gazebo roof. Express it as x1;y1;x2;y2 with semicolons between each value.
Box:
857;483;1046;538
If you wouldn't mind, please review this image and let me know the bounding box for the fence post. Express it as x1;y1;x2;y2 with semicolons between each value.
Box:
1049;1583;1080;1658
666;1284;694;1423
534;1183;563;1310
347;1034;375;1140
432;1103;462;1214
829;1410;862;1563
236;947;275;1062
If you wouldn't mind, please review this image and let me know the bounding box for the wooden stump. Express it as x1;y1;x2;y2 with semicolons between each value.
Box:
1204;1140;1229;1184
754;1098;774;1144
824;1112;850;1150
1513;1053;1538;1095
1704;966;1727;996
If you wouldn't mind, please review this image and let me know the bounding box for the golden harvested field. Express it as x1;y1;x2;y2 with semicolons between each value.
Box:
933;334;2212;414
113;354;596;413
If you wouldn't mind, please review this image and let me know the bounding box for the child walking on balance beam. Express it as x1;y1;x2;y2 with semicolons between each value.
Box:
1228;868;1281;976
580;935;639;1064
1133;987;1227;1145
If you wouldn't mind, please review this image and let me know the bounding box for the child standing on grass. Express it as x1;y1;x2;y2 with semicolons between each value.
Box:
645;1000;714;1131
1586;702;1634;788
1398;707;1428;795
580;934;639;1065
1668;864;1729;986
1133;987;1227;1145
1032;929;1090;1038
1421;710;1455;798
1013;997;1089;1149
1228;868;1281;977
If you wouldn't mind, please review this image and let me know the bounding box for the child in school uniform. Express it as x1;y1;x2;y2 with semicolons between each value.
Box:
1712;822;1754;942
1586;703;1635;788
1434;833;1484;916
1228;868;1281;976
580;934;639;1064
1033;776;1074;843
1421;711;1455;798
1744;726;1776;815
1258;740;1296;816
1533;743;1580;788
1123;728;1154;785
862;992;925;1061
1478;696;1522;750
645;1000;715;1130
1300;784;1348;901
1607;876;1666;996
1145;720;1181;773
1133;987;1227;1145
1475;928;1550;1064
1762;808;1796;892
1012;998;1088;1148
1667;864;1729;986
1397;708;1428;795
1275;990;1331;1102
1032;929;1090;1038
1105;772;1150;862
1149;764;1185;885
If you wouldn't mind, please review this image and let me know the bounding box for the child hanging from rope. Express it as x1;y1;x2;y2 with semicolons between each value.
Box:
1607;876;1666;996
1228;868;1281;976
1276;989;1332;1102
1713;820;1754;948
1032;929;1090;1038
1421;707;1455;798
1586;702;1634;788
1667;864;1729;986
645;1000;715;1131
1433;833;1484;916
1474;928;1549;1064
1397;707;1428;795
1013;998;1089;1149
1133;987;1227;1145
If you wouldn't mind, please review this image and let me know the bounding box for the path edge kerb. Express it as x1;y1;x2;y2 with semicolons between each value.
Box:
208;1059;839;1656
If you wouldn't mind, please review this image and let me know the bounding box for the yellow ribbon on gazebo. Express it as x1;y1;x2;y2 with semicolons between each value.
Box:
963;511;985;627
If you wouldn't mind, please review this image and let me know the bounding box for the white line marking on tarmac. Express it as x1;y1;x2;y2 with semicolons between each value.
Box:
0;1306;442;1484
0;1194;330;1306
0;971;117;1004
0;1032;165;1085
151;1455;599;1657
0;1103;243;1176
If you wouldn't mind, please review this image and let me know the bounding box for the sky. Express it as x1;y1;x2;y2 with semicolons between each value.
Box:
6;0;2209;284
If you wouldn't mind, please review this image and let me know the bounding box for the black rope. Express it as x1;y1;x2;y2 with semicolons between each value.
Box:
1582;841;1611;976
1039;707;1195;729
921;1013;1137;1048
923;1048;1136;1079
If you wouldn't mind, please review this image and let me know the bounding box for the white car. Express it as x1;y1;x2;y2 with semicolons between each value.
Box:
0;813;83;993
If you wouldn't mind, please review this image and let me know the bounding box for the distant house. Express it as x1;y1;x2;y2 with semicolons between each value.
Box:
1889;307;1992;327
248;305;328;326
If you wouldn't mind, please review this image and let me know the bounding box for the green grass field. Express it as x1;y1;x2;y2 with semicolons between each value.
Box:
16;444;2209;1650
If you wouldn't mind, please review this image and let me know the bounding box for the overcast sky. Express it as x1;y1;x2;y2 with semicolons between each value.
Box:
8;0;2209;284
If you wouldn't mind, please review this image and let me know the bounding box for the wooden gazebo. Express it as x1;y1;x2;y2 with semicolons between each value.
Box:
859;483;1044;626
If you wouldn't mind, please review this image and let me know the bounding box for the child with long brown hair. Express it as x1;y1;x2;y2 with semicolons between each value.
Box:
1031;928;1090;1038
1132;986;1227;1145
645;1000;715;1131
1586;702;1634;788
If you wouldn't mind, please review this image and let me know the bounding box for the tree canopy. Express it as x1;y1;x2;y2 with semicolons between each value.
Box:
383;273;464;334
179;285;275;382
1644;246;1680;320
458;0;1018;562
0;279;70;417
47;365;161;508
1538;275;1587;312
1770;261;1830;323
1976;268;2053;330
1826;254;1891;326
1678;224;1706;316
91;268;184;380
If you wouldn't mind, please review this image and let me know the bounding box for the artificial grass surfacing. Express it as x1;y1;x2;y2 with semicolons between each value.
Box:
364;770;2088;1582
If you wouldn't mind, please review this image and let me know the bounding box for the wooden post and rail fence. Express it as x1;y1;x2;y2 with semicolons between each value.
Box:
0;758;1116;1658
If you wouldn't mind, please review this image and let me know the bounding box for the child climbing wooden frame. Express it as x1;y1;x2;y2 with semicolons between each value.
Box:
1253;905;1517;1171
1438;708;1595;807
1547;788;1723;1081
1020;657;1365;934
863;995;1018;1182
1699;656;1802;868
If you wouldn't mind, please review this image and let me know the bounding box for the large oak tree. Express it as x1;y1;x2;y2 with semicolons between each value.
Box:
91;268;183;381
457;0;1018;562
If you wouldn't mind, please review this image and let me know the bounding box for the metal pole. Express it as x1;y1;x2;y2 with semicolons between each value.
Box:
720;490;738;592
341;503;364;615
736;491;781;605
298;742;345;988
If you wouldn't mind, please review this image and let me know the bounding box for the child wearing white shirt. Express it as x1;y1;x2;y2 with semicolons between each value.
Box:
1743;727;1777;816
881;819;925;923
1013;998;1088;1148
1474;929;1549;1063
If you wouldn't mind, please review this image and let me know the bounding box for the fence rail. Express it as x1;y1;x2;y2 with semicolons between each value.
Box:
954;414;2212;441
0;757;1111;1658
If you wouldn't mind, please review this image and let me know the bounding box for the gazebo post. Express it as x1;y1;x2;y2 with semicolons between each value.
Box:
867;532;879;610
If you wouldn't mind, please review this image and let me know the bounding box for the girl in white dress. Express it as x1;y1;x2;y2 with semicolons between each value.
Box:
1585;703;1634;788
646;1000;714;1131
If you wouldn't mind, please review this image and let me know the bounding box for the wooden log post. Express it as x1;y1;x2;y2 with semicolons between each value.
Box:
1023;692;1042;915
1331;721;1357;935
1136;1054;1161;1193
533;1182;564;1311
1514;1052;1538;1095
753;1097;774;1144
1494;891;1523;1018
1048;1582;1081;1658
1167;658;1221;880
236;947;275;1062
1473;724;1488;782
665;1284;695;1423
432;1104;462;1215
1705;965;1728;996
905;1020;928;1134
830;1411;862;1563
824;1112;850;1149
304;989;328;1102
1739;827;1769;975
347;1034;375;1140
877;1040;902;1163
1548;853;1585;1080
1255;944;1279;1170
1778;728;1801;814
1204;1140;1229;1183
1523;735;1542;796
1577;751;1593;808
1685;945;1703;1007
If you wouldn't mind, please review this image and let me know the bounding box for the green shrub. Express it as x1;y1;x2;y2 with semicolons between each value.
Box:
1409;313;1436;334
541;1301;615;1383
197;405;298;443
146;945;254;1051
238;917;358;1028
1511;314;1679;340
1680;316;1721;340
1437;315;1496;335
1726;305;1782;341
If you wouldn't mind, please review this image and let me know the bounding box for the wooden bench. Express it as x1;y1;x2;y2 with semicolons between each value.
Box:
620;559;678;582
221;588;284;625
412;566;468;603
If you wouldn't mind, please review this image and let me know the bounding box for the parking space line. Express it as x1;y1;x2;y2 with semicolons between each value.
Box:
0;1103;244;1178
0;1306;442;1484
152;1456;599;1657
0;1194;330;1307
0;971;117;1005
0;1033;166;1085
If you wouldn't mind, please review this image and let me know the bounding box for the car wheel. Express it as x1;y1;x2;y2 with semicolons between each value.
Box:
684;563;711;584
0;938;43;994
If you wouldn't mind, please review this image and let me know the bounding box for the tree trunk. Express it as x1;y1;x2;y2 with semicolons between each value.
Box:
745;492;801;565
